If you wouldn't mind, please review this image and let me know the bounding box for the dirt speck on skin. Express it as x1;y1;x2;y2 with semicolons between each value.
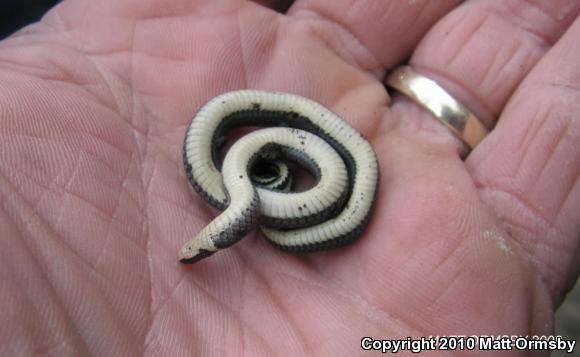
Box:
483;229;511;254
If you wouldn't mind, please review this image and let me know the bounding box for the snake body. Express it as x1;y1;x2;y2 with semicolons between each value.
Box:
179;90;379;263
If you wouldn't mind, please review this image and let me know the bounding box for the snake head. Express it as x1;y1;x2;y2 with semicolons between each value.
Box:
178;238;216;264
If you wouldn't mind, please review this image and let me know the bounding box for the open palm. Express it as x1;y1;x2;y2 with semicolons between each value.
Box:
1;0;579;355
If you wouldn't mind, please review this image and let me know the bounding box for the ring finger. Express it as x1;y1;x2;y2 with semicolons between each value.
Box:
388;0;580;152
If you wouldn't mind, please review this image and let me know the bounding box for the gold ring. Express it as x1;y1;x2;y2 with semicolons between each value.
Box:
385;66;489;150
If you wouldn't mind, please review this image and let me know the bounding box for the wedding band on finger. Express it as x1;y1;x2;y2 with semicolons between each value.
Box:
385;66;489;150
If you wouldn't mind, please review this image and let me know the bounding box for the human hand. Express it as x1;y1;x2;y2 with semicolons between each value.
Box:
0;0;578;355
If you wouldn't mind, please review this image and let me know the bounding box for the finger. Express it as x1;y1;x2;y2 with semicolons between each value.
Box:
399;0;580;150
287;0;461;73
468;16;580;304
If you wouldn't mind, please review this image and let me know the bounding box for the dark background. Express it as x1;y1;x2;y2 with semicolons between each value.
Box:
0;0;578;354
0;0;59;39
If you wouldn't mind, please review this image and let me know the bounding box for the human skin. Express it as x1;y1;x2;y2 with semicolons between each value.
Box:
0;0;579;355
